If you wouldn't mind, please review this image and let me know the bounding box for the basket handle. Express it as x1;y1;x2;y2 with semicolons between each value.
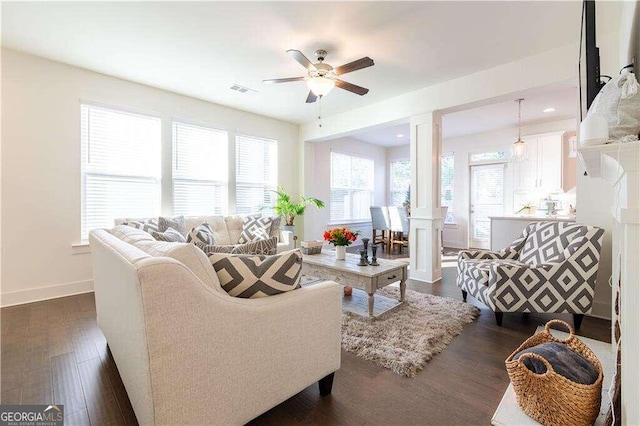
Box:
518;353;554;376
544;319;575;342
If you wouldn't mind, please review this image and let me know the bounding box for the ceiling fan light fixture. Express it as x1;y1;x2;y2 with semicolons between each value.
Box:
307;77;335;97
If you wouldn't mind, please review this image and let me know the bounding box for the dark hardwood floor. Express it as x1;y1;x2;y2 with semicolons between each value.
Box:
1;254;611;426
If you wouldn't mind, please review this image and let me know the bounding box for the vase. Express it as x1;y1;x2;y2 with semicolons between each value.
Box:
335;245;346;260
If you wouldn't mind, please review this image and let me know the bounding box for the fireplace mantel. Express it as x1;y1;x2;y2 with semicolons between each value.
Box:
579;141;640;425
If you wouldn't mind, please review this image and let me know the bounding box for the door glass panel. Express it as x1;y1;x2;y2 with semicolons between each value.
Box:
470;164;505;248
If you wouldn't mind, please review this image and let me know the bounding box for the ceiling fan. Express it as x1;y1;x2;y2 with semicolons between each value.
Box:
263;49;374;103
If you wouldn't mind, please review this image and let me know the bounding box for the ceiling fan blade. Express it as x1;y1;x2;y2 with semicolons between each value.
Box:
333;57;374;75
306;91;318;103
335;79;369;96
287;49;317;71
262;77;306;84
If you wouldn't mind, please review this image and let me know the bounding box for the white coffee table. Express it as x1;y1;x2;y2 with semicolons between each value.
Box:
301;251;408;317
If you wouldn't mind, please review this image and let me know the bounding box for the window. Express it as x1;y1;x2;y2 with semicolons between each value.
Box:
470;150;508;163
173;121;228;216
235;135;278;215
330;152;374;221
441;152;454;223
81;104;161;240
390;160;411;206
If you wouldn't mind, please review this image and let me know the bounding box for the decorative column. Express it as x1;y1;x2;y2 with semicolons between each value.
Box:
409;112;443;283
578;141;640;425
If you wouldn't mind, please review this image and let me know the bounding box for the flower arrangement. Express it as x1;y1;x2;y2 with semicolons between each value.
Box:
323;227;360;246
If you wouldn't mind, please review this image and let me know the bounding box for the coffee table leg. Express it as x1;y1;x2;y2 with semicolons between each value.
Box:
368;293;375;317
400;278;406;302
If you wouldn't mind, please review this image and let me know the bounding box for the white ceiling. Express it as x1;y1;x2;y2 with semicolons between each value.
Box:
1;2;622;124
350;83;578;146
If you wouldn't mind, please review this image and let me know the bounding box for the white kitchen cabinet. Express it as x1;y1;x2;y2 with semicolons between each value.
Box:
513;132;563;193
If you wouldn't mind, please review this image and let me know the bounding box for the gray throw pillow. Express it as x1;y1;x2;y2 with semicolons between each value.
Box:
514;342;599;385
209;249;303;298
121;218;159;233
269;216;281;241
158;215;186;235
196;237;278;256
151;227;187;243
187;223;217;246
238;215;273;244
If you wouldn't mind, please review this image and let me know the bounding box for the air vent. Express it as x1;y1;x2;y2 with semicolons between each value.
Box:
230;84;258;95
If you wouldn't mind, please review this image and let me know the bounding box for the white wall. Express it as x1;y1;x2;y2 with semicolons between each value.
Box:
442;119;577;249
1;48;299;306
306;137;387;244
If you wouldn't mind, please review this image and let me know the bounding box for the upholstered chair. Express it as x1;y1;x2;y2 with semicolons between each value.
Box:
456;221;604;329
370;206;391;250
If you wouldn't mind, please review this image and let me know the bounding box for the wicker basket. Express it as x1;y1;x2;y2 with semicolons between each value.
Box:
505;320;603;426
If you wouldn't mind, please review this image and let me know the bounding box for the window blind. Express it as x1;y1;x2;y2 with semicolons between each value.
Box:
81;104;161;240
235;135;277;215
330;152;374;221
441;152;455;223
173;121;228;216
390;160;411;206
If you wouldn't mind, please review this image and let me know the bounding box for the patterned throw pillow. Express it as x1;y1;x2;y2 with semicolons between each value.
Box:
196;236;278;256
121;218;159;233
151;227;187;243
209;249;303;298
187;223;217;246
238;215;273;244
158;215;186;235
269;216;281;242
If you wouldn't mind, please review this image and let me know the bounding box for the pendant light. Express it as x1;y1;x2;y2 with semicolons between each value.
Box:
510;98;528;162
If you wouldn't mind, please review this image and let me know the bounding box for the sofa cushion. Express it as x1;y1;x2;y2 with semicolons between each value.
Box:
187;223;217;246
121;218;159;233
111;225;157;245
133;240;222;291
151;228;187;243
238;215;273;244
209;249;303;298
158;215;186;235
225;215;251;244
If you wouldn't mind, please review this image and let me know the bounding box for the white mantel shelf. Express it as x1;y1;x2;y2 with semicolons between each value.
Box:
578;141;640;179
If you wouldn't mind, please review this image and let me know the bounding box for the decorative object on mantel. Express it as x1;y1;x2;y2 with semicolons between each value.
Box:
323;227;360;260
271;185;325;236
505;320;603;426
300;240;323;255
510;98;528;162
584;69;640;142
341;286;479;377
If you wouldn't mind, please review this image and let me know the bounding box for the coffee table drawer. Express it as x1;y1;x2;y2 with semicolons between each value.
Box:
376;269;403;289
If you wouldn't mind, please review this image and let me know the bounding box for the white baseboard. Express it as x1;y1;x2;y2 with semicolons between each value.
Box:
1;279;94;307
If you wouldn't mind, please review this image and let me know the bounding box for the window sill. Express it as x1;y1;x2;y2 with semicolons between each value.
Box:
71;242;91;255
327;220;371;227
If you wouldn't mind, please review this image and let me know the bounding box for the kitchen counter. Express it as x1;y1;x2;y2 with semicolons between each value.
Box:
489;215;576;251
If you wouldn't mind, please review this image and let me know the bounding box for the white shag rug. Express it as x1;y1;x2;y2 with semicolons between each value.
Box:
341;287;480;378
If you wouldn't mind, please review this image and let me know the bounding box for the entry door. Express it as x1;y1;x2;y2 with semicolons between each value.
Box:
470;163;505;249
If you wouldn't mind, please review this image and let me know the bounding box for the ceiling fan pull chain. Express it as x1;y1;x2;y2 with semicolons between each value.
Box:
318;96;323;127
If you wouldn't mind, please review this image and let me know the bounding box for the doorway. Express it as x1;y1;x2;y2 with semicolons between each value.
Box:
469;163;505;249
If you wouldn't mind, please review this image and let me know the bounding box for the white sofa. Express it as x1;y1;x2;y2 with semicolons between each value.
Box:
114;215;295;253
89;225;341;425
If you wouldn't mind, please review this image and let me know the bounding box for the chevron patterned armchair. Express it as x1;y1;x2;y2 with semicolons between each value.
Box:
456;221;605;329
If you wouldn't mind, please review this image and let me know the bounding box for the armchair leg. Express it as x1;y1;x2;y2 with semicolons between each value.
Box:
319;372;335;396
573;314;584;331
461;290;467;302
494;312;504;327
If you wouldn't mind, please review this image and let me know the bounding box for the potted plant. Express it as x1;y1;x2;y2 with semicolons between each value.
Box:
402;186;411;216
323;227;360;260
516;202;537;215
272;186;325;235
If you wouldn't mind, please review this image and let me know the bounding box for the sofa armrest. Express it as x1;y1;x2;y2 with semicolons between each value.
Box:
279;230;295;250
135;258;341;425
458;248;514;261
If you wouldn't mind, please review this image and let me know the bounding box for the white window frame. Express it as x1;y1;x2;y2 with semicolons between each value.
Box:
80;101;162;241
389;158;411;207
235;134;278;215
172;120;229;216
330;151;375;223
